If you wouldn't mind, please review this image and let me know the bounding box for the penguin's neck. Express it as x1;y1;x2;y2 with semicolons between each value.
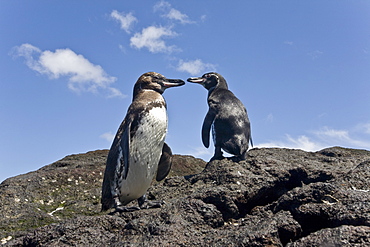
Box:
133;89;162;101
133;89;167;110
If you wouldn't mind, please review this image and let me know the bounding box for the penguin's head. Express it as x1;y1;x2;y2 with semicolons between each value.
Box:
134;72;185;95
187;72;228;90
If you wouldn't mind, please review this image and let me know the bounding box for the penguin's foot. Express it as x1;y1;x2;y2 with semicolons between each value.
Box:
210;147;224;161
109;196;141;213
138;194;165;209
140;200;165;209
229;151;248;162
228;154;247;162
113;205;141;213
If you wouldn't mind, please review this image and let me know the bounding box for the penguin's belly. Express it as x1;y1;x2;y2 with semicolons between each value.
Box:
119;106;167;204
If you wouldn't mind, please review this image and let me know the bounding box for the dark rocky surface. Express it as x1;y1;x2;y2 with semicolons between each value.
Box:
1;147;369;246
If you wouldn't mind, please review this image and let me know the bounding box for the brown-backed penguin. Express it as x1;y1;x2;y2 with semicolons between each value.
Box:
101;72;185;212
187;72;252;161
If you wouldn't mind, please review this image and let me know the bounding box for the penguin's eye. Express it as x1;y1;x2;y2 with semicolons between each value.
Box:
153;76;162;81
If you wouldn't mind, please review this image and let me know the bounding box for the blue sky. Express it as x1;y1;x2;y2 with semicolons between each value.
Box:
1;1;370;182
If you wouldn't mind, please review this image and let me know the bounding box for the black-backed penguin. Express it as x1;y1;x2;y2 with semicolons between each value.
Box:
187;72;252;161
101;72;185;212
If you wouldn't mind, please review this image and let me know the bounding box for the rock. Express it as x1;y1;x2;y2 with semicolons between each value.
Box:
0;150;206;245
0;150;108;242
287;225;370;247
1;147;369;246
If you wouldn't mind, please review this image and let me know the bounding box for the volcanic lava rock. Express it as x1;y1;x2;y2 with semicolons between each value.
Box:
1;147;369;246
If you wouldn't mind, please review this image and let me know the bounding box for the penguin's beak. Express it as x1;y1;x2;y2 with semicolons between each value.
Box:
187;77;205;84
162;78;185;88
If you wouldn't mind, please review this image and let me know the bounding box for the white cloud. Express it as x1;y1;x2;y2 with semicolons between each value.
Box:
187;146;214;161
257;125;370;152
12;43;43;72
286;135;324;151
111;10;137;33
130;25;179;53
12;44;125;98
165;8;193;24
100;132;115;142
191;146;213;157
153;0;171;11
177;59;216;75
154;0;194;24
314;127;349;140
313;126;370;148
257;135;324;152
107;88;125;99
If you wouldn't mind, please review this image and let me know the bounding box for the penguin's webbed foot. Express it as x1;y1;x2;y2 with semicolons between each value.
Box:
109;196;141;213
110;194;165;214
229;151;248;162
140;200;165;209
138;194;165;209
113;205;141;213
228;156;244;162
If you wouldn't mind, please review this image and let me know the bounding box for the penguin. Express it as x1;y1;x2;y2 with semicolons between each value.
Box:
101;72;185;212
187;72;252;161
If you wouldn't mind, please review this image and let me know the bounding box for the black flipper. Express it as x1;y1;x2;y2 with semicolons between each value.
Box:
202;109;216;148
121;121;131;179
156;142;173;181
101;118;127;211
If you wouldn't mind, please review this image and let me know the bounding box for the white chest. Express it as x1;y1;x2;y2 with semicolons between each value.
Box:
119;106;168;204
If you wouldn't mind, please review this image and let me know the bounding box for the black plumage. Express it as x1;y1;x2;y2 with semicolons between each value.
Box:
188;72;252;161
101;72;184;212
